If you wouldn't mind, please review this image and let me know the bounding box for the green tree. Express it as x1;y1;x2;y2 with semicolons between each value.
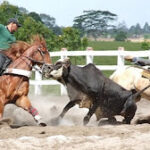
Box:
40;13;62;35
0;1;21;24
60;27;81;50
115;31;127;41
16;16;55;41
143;22;150;34
0;1;84;52
81;37;88;50
73;10;117;38
28;12;43;23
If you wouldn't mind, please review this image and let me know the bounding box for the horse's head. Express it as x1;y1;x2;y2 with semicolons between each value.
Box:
25;35;52;68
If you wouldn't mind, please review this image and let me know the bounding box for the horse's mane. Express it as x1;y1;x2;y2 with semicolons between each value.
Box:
2;35;46;61
2;41;30;61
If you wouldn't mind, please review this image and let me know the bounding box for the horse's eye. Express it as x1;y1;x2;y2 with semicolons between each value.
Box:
42;51;46;54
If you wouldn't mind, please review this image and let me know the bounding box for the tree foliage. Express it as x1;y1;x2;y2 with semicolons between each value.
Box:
28;12;43;23
0;1;84;51
115;31;127;41
73;10;117;37
0;1;21;24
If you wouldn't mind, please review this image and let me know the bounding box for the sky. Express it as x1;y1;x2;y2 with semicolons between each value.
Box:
1;0;150;28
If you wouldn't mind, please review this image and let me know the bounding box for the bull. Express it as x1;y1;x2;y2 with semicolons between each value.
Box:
43;58;150;125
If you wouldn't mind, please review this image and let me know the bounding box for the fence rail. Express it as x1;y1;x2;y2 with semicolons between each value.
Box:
30;48;150;95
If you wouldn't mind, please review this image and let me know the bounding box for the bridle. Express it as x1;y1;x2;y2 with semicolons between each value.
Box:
22;46;48;74
24;47;46;64
4;45;50;78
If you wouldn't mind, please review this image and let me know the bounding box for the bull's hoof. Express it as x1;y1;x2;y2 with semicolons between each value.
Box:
83;116;90;126
98;118;121;126
122;119;131;124
108;117;117;123
135;116;150;124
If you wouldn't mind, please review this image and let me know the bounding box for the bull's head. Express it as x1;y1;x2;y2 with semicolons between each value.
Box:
42;63;54;78
42;57;71;79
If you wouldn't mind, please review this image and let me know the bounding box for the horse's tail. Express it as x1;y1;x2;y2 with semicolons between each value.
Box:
133;83;150;100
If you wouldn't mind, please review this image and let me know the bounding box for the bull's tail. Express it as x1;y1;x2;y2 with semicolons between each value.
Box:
121;84;150;122
133;83;150;100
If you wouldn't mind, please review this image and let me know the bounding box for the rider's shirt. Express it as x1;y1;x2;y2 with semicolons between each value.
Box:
0;24;16;50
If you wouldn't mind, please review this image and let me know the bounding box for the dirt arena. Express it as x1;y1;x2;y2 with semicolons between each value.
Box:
1;95;150;150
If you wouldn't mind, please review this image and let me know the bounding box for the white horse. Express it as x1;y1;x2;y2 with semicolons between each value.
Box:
110;66;150;101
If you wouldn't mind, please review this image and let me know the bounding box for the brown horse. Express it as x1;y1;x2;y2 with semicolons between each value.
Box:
0;35;51;126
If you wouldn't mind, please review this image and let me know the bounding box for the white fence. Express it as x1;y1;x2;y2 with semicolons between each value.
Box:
30;47;150;95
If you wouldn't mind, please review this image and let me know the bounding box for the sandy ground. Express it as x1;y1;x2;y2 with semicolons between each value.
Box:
1;95;150;150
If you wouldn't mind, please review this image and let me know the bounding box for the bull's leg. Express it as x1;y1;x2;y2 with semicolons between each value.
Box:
122;98;137;124
16;96;46;126
50;100;80;126
83;103;98;125
59;100;80;118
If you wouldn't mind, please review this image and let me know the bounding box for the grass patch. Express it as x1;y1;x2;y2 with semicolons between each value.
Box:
88;41;142;51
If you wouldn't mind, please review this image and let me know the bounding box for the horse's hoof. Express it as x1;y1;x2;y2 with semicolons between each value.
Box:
0;118;13;126
39;122;47;127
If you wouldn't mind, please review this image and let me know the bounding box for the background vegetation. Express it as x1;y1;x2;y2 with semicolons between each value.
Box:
1;1;150;94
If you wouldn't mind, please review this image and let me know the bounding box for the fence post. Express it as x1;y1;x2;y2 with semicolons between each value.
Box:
117;47;125;69
35;66;42;95
60;48;68;95
61;48;68;60
86;47;93;64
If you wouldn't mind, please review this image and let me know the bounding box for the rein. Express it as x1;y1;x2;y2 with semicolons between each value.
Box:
132;65;150;72
4;47;47;77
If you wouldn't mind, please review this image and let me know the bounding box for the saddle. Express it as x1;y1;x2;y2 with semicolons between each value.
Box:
142;70;150;79
132;65;150;79
0;53;12;75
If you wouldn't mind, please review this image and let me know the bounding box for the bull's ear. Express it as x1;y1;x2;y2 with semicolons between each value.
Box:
64;57;71;68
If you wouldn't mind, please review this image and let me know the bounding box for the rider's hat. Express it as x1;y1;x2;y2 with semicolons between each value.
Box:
7;18;22;27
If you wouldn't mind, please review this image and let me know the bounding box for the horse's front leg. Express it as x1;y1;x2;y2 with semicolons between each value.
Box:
0;100;4;119
16;96;46;126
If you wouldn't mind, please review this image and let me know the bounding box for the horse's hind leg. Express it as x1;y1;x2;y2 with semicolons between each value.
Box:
16;96;46;126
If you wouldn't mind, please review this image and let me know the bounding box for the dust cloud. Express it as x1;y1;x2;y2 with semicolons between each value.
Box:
1;95;150;150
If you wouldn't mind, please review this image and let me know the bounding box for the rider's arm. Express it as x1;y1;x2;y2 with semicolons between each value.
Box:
132;57;150;66
125;56;150;66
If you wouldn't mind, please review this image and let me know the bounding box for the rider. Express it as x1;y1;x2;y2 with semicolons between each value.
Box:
0;18;22;74
125;55;150;66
